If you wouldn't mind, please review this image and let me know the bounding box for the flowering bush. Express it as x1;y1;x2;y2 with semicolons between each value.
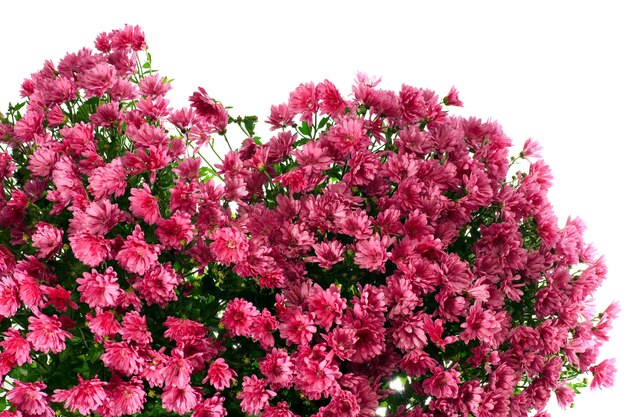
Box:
0;25;618;417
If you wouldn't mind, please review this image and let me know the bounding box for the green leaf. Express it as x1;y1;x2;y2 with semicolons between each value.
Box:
318;116;329;130
298;121;311;137
243;115;257;136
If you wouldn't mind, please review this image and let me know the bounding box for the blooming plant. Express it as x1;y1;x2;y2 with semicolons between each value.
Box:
0;25;618;417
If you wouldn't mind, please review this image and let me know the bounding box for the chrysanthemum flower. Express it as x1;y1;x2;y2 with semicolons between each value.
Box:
52;375;107;415
115;225;160;275
203;358;237;390
26;313;72;354
237;375;276;416
76;267;121;308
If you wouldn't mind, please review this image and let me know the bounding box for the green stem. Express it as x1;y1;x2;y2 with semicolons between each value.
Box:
209;141;225;163
223;134;233;152
198;151;224;181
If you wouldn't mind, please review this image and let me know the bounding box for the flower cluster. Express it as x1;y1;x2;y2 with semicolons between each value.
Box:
0;26;618;417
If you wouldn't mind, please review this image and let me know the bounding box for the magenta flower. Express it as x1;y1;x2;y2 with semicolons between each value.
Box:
76;267;121;309
161;349;193;389
156;211;195;249
193;395;226;417
278;308;316;346
100;340;143;376
86;310;121;342
422;367;461;399
26;313;72;354
129;184;161;224
133;262;181;307
306;284;346;331
237;375;276;416
0;276;19;319
108;376;146;416
222;297;260;337
590;358;617;390
31;222;63;259
354;234;393;273
0;329;31;366
120;311;152;345
163;317;208;343
162;385;200;415
52;375;107;415
115;224;160;275
288;82;318;124
460;303;502;345
68;232;111;267
259;349;294;390
87;158;127;199
210;227;249;265
203;358;237;390
7;381;53;417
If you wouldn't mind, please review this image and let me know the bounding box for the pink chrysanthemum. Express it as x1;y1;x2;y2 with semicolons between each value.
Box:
108;376;146;416
322;328;357;361
162;348;193;389
259;348;294;390
42;284;77;312
222;298;260;337
156;211;195;250
193;395;226;417
288;82;318;124
250;308;279;349
28;146;58;178
278;308;316;346
76;267;122;308
422;367;461;399
120;311;152;345
86;310;121;342
163;317;208;343
203;358;237;390
52;375;107;415
555;384;575;409
590;358;617;390
31;222;63;259
87;158;127;199
353;234;393;273
0;329;31;366
189;87;229;132
133;262;181;307
27;313;72;354
326;116;369;156
294;347;341;400
237;375;276;416
320;389;360;417
210;227;249;265
129;184;160;224
81;199;127;235
162;385;201;415
68;232;111;267
306;284;346;331
0;276;20;318
101;340;143;376
309;240;345;270
7;381;53;417
115;225;160;275
460;304;502;345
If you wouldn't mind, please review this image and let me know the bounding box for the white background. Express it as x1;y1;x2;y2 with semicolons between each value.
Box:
1;1;624;415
